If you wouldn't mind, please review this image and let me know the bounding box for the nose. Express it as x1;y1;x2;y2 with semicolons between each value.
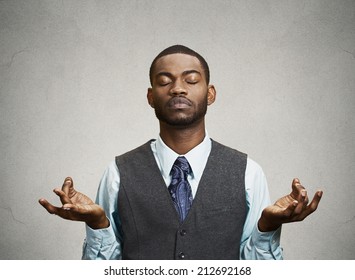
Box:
169;80;187;96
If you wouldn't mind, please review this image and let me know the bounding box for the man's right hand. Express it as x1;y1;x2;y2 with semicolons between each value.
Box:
38;177;109;229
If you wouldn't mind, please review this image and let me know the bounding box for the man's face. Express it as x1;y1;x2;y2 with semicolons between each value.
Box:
147;53;215;127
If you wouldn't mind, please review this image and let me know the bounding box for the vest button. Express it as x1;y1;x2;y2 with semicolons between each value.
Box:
178;252;185;259
179;229;187;236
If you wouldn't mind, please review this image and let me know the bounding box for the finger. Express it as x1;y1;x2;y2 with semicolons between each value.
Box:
281;199;299;219
293;178;300;184
53;188;72;205
38;198;61;215
39;195;89;220
61;177;73;195
294;189;308;214
297;190;323;220
39;198;78;218
306;190;323;213
62;203;75;211
291;178;305;199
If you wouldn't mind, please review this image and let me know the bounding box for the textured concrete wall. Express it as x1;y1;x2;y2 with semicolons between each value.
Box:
1;0;354;259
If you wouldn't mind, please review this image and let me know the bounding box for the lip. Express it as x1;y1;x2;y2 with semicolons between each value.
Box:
167;97;192;109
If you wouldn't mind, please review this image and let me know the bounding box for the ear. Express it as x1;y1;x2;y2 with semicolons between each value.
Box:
147;88;154;108
207;85;216;105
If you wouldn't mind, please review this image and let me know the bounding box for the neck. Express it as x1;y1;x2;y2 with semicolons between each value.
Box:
159;120;206;155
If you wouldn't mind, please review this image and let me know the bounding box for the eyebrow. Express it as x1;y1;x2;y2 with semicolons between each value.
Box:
156;70;202;79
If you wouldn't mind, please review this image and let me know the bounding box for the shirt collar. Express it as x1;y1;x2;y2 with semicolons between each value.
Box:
156;132;212;181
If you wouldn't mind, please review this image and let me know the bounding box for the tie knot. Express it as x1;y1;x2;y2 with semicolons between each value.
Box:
172;156;192;176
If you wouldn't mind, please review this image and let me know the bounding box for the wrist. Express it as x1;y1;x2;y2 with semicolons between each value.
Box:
258;216;280;232
86;215;109;230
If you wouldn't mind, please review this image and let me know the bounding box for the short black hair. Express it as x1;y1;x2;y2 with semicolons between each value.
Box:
149;45;210;86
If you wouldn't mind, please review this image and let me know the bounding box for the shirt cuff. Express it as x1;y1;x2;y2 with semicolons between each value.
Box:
252;225;282;258
85;222;116;247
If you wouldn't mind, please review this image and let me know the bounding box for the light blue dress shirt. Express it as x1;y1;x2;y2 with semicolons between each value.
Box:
82;135;283;260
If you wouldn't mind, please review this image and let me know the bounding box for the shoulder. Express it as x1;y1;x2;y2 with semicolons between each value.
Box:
246;157;264;175
100;160;120;184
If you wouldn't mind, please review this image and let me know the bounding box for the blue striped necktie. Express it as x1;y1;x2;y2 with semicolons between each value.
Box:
168;156;193;222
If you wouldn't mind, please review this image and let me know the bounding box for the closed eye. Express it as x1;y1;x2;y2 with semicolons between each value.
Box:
157;78;172;86
184;72;200;84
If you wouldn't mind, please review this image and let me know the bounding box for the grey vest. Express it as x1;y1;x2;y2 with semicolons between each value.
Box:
115;139;247;260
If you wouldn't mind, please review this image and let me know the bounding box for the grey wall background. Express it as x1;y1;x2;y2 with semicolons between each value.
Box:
0;0;354;260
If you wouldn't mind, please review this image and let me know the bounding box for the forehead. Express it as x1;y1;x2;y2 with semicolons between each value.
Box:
153;53;204;75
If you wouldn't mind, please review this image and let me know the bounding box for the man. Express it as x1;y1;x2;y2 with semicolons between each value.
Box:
39;45;323;260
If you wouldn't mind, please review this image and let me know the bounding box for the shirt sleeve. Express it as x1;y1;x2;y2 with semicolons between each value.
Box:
240;158;283;260
81;161;122;260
